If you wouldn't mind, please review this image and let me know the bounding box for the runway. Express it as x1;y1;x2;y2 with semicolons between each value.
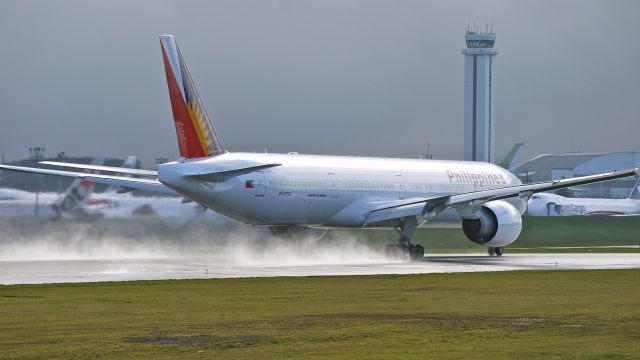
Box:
2;253;639;285
1;216;639;285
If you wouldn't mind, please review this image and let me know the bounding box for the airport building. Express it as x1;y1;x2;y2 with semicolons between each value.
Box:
463;27;497;163
515;152;640;198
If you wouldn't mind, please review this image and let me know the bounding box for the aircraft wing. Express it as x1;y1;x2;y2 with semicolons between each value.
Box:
0;165;177;195
364;168;638;225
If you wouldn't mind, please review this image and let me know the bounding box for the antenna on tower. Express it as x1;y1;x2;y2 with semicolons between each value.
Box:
426;138;433;159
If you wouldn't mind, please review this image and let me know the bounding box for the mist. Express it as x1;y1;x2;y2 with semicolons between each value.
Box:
0;216;395;266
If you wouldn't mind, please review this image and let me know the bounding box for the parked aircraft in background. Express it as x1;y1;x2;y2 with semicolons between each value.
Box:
0;188;62;218
527;176;640;216
48;157;104;220
0;155;208;222
0;157;116;220
49;156;141;220
1;35;637;258
0;186;213;223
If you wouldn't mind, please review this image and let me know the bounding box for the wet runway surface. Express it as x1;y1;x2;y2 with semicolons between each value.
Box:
2;253;639;285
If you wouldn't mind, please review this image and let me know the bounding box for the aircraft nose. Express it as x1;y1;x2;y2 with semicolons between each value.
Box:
526;200;545;216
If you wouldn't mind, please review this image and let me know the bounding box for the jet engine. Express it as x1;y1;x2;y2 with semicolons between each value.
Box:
461;200;522;247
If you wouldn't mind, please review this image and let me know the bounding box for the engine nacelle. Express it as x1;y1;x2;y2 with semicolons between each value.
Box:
462;200;522;247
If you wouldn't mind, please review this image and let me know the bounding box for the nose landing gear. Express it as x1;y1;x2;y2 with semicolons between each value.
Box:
488;246;504;256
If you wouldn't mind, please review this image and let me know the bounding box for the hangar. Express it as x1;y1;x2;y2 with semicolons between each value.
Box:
515;152;640;198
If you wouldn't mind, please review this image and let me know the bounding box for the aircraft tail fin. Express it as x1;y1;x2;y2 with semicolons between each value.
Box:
496;142;525;170
50;157;104;218
121;155;138;169
160;35;225;159
105;156;139;193
628;176;640;200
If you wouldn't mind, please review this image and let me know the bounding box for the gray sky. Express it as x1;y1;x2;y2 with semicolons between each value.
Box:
1;0;639;167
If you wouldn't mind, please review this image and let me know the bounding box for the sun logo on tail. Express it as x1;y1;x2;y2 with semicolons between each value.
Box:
187;101;216;156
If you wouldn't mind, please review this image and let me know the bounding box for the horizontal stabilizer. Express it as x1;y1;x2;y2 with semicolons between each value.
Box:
0;165;175;195
40;161;157;176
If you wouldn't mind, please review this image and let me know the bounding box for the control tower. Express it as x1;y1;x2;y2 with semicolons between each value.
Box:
463;27;497;162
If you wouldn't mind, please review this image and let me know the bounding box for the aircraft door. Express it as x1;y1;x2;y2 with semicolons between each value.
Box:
396;175;406;200
255;171;266;197
547;202;557;216
328;173;338;198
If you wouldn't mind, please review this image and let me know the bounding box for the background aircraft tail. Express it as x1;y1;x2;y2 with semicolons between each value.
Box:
120;155;138;169
105;156;139;193
160;35;225;159
628;176;640;200
50;157;104;219
496;142;525;171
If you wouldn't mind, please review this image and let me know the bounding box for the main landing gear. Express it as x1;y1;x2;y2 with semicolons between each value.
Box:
385;243;425;260
487;246;504;256
384;216;424;261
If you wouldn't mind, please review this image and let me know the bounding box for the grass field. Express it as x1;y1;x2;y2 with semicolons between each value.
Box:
337;215;640;253
1;269;639;359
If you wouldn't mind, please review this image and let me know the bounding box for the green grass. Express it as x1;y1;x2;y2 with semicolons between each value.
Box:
1;270;639;359
333;216;640;253
517;216;640;247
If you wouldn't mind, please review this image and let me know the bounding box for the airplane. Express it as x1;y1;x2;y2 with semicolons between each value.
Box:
1;35;637;259
0;156;139;220
0;187;62;218
0;157;103;220
49;156;142;220
49;158;104;220
527;176;640;216
0;185;213;222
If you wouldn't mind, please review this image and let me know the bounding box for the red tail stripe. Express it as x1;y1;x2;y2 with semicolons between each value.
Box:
161;44;207;159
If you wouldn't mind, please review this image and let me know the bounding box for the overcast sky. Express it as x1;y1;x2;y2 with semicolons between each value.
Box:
1;0;638;167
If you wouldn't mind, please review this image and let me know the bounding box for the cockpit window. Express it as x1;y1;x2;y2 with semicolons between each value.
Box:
531;195;539;199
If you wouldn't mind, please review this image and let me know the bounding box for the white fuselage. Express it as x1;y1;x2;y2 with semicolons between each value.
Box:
527;192;640;216
157;152;523;228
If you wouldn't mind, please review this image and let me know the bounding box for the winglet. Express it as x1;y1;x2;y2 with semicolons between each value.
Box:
160;35;225;159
